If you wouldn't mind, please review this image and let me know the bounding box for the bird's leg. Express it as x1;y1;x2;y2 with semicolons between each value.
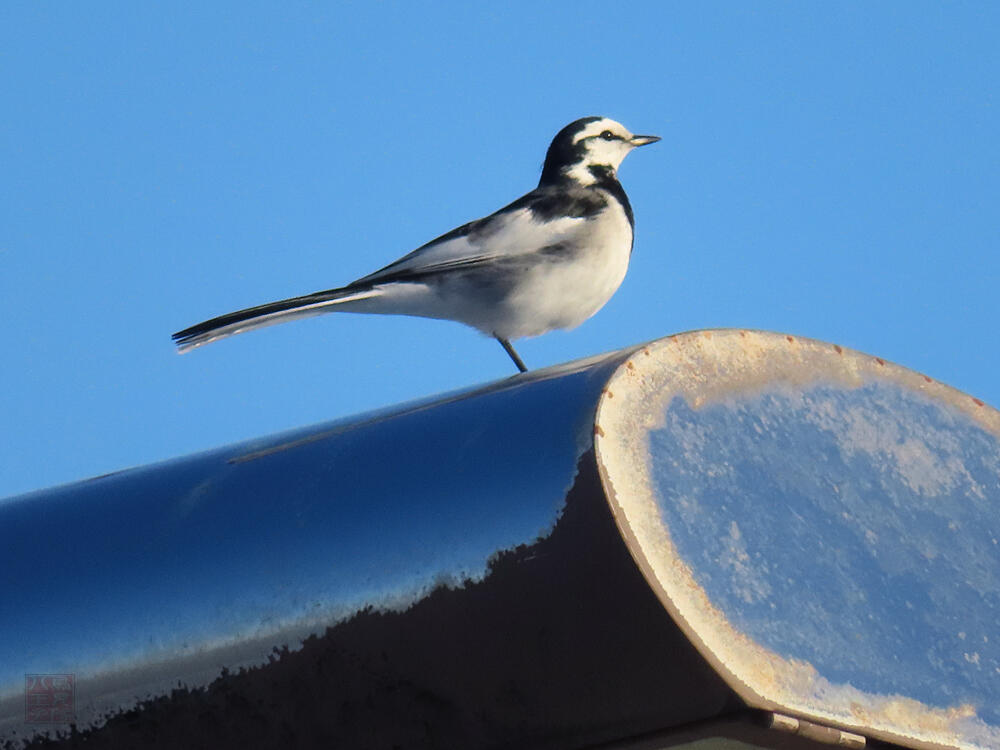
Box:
496;337;528;373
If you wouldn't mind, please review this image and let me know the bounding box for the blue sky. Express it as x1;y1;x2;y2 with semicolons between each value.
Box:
2;3;998;499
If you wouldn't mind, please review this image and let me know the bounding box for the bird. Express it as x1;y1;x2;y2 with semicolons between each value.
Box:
172;116;659;372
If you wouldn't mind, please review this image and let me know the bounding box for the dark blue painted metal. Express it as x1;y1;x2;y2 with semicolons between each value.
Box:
0;352;628;740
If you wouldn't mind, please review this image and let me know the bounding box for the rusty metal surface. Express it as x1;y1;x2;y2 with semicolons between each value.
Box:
595;330;1000;750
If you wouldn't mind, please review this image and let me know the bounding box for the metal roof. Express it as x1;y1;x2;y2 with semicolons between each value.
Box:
3;330;998;749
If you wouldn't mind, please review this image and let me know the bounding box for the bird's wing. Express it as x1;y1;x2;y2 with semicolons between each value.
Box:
350;192;591;287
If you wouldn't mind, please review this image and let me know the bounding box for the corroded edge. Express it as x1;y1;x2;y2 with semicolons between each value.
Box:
594;329;1000;750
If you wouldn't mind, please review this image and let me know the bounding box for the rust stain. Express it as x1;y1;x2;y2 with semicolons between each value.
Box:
702;331;713;339
596;329;1000;750
627;361;636;372
594;424;605;437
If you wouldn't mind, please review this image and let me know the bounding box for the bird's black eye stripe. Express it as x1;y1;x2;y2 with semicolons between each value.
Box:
600;130;616;141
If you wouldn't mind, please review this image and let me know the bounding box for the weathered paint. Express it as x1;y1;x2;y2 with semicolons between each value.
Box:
595;330;1000;750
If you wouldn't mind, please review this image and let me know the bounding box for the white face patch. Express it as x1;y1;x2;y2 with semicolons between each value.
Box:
566;117;638;184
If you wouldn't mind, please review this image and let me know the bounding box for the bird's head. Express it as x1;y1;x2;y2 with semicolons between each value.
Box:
540;116;660;186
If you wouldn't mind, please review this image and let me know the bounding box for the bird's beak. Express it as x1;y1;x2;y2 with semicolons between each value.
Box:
629;134;661;147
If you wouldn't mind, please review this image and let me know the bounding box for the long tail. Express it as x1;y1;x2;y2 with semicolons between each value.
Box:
172;286;380;353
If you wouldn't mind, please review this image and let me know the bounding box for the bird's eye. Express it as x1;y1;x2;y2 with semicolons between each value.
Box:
600;130;616;141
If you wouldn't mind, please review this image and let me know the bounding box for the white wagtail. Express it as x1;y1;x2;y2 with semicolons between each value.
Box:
172;116;659;372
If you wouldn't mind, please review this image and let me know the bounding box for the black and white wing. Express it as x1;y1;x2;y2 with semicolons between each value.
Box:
349;189;601;288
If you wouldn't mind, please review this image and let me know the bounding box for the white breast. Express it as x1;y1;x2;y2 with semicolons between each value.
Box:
495;197;634;339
